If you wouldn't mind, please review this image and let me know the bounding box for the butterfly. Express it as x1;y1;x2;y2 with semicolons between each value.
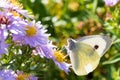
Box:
67;35;112;76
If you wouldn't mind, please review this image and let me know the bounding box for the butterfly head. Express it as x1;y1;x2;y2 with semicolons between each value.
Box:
67;38;77;50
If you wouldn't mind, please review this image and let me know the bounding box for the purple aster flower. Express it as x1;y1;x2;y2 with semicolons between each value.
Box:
0;11;25;31
34;42;55;58
13;8;34;19
51;50;71;74
0;0;13;9
16;71;38;80
33;45;70;73
53;59;71;74
12;21;50;47
0;11;26;56
0;30;8;57
0;69;17;80
29;75;38;80
0;39;8;57
0;0;33;19
103;0;119;6
10;0;34;19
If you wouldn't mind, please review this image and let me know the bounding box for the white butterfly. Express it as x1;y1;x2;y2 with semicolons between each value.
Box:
67;35;112;76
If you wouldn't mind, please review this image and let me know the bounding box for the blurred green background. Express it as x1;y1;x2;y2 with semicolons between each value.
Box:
17;0;120;80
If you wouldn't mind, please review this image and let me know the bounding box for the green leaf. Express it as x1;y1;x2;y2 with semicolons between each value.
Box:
102;57;120;65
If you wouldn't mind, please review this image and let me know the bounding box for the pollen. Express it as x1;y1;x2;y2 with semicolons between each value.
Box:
54;51;65;62
25;26;37;36
16;73;29;80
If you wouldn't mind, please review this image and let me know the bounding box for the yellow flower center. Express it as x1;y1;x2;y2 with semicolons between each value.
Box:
9;0;23;9
16;73;29;80
11;11;21;17
54;51;65;62
25;26;37;36
8;0;24;17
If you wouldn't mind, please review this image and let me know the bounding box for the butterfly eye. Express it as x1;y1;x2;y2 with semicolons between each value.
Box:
94;45;99;49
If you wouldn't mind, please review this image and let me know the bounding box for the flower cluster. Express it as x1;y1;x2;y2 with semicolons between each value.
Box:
0;0;54;60
0;69;37;80
0;0;71;79
0;69;16;80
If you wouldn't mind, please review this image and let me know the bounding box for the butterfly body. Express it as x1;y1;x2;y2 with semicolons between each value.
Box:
67;35;112;76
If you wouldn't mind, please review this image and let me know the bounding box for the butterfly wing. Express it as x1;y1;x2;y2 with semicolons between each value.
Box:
67;35;112;75
77;35;112;57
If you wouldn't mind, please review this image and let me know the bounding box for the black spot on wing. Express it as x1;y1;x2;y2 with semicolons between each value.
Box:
94;45;99;49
